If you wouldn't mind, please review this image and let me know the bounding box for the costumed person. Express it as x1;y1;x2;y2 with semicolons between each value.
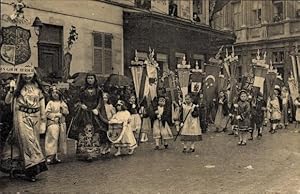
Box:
153;96;173;150
273;86;283;129
101;92;116;154
294;96;300;129
214;90;230;133
236;90;251;146
228;103;239;136
0;73;47;182
0;79;13;153
110;100;137;156
281;86;290;128
69;73;106;162
128;94;141;139
180;94;202;153
45;86;69;164
139;98;151;143
197;92;207;133
249;90;266;140
267;91;282;134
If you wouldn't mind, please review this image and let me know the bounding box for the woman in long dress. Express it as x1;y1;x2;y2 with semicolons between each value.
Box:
69;73;107;162
214;90;229;132
0;73;48;182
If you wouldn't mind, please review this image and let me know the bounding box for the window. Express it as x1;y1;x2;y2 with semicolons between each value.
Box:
135;0;151;10
175;52;186;65
272;51;284;64
251;1;262;25
38;24;63;79
192;54;204;69
192;0;202;22
157;53;169;77
169;0;178;17
273;1;283;22
272;51;285;80
232;2;241;29
297;1;300;18
93;32;113;74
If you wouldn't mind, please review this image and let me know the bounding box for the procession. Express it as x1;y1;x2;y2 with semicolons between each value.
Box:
1;0;300;193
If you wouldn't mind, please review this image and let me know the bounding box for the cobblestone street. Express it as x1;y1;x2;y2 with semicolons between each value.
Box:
1;126;300;193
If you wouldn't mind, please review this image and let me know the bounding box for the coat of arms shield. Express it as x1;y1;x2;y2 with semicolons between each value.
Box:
0;26;31;65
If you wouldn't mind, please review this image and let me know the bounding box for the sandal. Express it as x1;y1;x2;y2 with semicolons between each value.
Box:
182;148;187;153
188;148;195;153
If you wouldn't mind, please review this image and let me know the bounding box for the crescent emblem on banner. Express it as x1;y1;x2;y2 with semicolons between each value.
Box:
205;75;216;82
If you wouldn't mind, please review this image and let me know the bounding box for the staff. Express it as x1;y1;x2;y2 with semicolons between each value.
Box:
174;105;196;141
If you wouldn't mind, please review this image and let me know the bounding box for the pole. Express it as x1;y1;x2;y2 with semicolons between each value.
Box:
174;106;192;142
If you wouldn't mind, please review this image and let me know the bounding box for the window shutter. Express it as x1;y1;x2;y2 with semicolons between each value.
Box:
94;33;103;47
94;48;103;73
104;34;112;49
93;32;112;74
104;50;112;74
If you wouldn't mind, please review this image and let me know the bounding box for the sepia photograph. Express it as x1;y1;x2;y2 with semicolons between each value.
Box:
1;0;300;193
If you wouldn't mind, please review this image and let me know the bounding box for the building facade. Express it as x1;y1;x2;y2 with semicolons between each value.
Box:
212;0;300;82
1;0;124;78
1;0;235;80
119;0;235;76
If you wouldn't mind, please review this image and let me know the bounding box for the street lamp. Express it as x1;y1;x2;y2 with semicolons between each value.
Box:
32;17;43;37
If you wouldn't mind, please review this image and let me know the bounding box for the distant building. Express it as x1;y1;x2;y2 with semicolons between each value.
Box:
121;0;235;76
212;0;300;82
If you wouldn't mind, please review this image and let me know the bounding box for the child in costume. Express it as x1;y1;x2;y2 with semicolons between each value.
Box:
101;92;116;154
281;86;290;128
294;96;300;128
45;86;69;164
267;91;282;134
228;103;239;136
180;94;202;153
249;90;266;140
128;94;142;139
139;98;151;143
153;96;173;150
197;92;207;133
236;90;251;146
110;100;137;156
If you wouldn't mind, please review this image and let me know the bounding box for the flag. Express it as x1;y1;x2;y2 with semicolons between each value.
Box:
265;71;277;100
211;0;231;15
217;74;226;93
288;76;299;102
131;65;144;104
177;68;190;99
253;66;268;94
190;71;204;93
291;55;299;84
203;64;221;104
146;62;158;100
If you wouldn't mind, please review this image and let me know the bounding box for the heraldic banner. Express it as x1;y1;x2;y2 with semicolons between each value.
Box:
190;71;204;93
177;68;190;99
0;26;35;74
253;66;268;94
